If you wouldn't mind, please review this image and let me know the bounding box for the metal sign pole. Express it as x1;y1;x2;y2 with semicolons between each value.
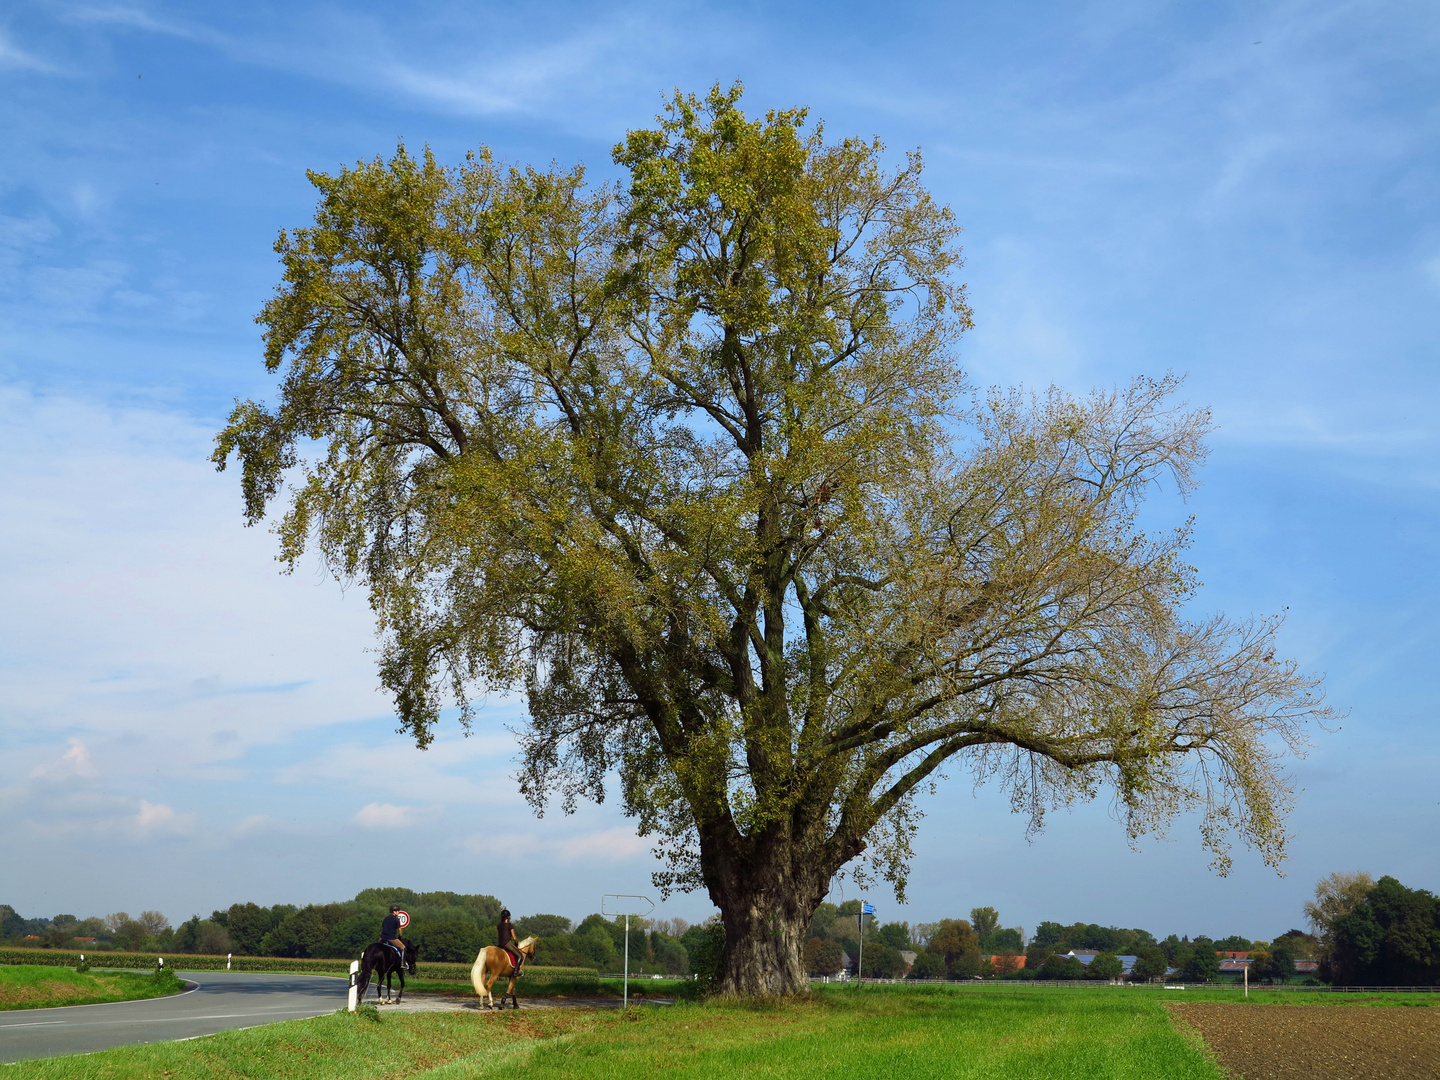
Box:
602;894;654;1009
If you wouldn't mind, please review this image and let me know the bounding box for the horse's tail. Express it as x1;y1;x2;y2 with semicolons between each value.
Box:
470;947;491;996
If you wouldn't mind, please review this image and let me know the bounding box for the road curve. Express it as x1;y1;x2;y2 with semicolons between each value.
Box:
0;970;346;1064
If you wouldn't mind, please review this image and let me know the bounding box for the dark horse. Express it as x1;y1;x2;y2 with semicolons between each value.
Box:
356;940;417;1004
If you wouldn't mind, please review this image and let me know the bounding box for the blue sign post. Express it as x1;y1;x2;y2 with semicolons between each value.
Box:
857;903;876;983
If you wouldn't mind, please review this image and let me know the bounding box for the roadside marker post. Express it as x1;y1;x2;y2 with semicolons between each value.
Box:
227;953;232;971
348;960;360;1012
602;894;654;1008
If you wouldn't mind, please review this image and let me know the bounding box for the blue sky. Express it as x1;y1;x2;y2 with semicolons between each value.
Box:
1;0;1437;941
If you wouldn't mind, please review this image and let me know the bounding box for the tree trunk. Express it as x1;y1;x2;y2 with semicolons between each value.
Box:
708;832;832;996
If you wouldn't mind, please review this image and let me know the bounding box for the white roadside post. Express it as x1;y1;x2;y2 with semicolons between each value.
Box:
1243;961;1248;999
602;894;654;1008
348;959;361;1012
227;953;232;971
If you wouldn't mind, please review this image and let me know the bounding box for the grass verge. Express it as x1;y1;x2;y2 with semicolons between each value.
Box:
13;982;1227;1079
404;973;697;1001
0;966;187;1010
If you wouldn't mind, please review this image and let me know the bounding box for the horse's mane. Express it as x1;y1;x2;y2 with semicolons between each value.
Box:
518;935;537;952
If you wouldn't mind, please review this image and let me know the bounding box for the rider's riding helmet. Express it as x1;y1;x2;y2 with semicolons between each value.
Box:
500;908;511;921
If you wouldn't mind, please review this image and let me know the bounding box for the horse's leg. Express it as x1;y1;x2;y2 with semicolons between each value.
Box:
507;974;518;1009
396;967;405;1004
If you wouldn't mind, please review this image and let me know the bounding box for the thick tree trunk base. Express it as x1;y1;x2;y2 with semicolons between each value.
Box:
714;884;818;997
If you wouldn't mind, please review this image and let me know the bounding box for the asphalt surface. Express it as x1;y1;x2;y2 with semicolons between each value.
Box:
0;970;347;1064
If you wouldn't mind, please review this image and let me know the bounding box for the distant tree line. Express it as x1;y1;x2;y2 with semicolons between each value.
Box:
11;870;1432;986
0;888;710;975
795;904;1327;983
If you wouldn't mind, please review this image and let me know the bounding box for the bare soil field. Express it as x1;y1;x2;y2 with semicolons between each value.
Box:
1170;1002;1440;1080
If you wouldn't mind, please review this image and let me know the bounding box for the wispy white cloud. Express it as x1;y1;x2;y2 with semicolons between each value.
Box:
0;29;59;73
355;801;425;829
462;825;648;864
65;4;213;43
29;738;99;780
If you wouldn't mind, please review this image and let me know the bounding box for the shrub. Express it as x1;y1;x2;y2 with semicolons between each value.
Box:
908;951;945;979
1086;952;1124;980
684;921;725;991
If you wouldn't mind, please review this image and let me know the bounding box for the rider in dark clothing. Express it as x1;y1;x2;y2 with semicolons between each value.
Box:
382;906;405;959
498;909;521;972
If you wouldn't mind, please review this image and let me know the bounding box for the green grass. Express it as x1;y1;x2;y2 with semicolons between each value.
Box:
407;973;696;1000
941;982;1440;1007
0;966;187;1010
12;982;1231;1079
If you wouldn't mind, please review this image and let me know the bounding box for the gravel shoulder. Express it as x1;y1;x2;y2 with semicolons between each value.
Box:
1169;1001;1440;1080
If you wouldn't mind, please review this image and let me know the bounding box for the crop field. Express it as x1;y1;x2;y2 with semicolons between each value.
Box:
11;983;1439;1079
0;966;186;1011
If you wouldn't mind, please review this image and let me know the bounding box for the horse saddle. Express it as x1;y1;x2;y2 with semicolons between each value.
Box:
503;946;524;975
386;941;405;964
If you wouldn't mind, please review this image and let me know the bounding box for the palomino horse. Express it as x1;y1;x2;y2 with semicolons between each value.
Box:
356;940;417;1004
470;936;537;1009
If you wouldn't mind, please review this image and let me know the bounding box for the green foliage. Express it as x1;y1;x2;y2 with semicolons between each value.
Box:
111;917;149;952
876;922;911;950
685;921;726;991
1130;947;1169;982
1032;921;1066;948
518;914;573;938
1181;945;1221;982
410;918;483;963
1027;922;1156;955
1037;954;1087;980
214;80;1326;996
1330;875;1440;985
980;928;1024;954
907;951;946;979
970;908;999;938
859;943;908;978
1086;952;1124;981
804;937;844;975
926;919;980;977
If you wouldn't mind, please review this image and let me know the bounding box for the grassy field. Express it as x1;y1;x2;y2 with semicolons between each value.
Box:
0;966;187;1011
11;984;1239;1079
404;973;696;1001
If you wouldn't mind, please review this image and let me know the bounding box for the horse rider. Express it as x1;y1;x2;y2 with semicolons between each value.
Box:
381;904;407;964
498;908;522;974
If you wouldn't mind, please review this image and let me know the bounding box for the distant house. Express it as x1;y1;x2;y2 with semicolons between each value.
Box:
21;935;41;941
982;954;1027;970
74;937;96;943
900;950;917;970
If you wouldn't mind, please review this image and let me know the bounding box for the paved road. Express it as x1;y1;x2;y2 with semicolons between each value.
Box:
0;971;347;1064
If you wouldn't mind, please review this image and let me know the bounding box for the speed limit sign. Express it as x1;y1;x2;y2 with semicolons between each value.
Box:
395;910;410;929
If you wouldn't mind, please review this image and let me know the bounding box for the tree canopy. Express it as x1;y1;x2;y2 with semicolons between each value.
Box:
215;83;1330;995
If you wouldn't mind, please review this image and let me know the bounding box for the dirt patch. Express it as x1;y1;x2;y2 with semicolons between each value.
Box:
1170;1002;1440;1080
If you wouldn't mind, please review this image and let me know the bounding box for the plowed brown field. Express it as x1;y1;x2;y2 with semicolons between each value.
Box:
1170;1002;1440;1080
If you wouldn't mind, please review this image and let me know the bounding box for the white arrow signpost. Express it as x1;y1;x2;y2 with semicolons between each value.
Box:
601;893;654;1008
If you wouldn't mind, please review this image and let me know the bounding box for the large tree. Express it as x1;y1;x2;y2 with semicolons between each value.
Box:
215;85;1329;995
